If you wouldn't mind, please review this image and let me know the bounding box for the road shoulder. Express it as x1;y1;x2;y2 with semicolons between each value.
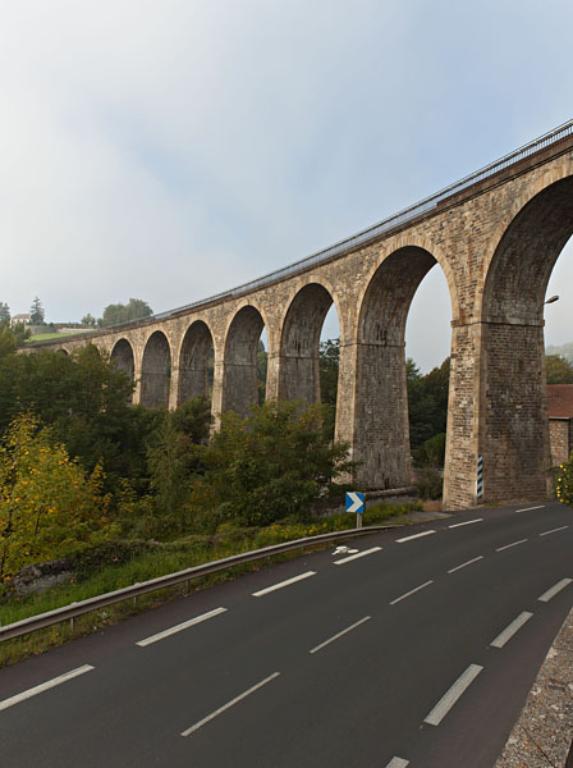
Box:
496;606;573;767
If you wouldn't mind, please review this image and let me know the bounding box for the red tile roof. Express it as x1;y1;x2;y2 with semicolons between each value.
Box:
547;384;573;418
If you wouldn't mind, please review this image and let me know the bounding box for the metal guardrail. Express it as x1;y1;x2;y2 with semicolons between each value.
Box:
29;118;573;347
0;524;392;642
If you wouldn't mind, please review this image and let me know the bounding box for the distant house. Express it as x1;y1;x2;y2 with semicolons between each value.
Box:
10;313;31;327
547;385;573;466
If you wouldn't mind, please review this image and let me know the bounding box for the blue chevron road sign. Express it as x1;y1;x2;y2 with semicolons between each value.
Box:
345;491;365;515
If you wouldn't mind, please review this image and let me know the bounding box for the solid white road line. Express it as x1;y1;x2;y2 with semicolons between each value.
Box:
447;556;484;574
396;530;436;543
333;546;382;565
252;571;316;597
390;580;433;606
136;607;227;647
496;538;527;552
180;672;280;737
309;616;371;654
539;525;569;537
385;758;410;768
0;665;94;713
538;578;573;603
448;518;483;529
515;505;545;514
490;612;533;649
424;664;483;726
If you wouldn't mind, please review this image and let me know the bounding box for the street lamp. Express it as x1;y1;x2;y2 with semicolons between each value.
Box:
545;295;560;305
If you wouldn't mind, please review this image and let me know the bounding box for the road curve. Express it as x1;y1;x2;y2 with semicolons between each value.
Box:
0;502;571;767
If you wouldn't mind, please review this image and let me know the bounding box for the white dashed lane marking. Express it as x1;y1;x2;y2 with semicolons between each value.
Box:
252;571;316;597
447;556;484;574
496;538;527;552
180;672;281;737
538;578;572;603
309;616;371;654
0;665;94;713
390;580;433;606
490;612;533;649
136;607;227;647
424;664;483;726
514;505;545;514
395;530;436;544
539;525;569;537
448;518;483;529
385;758;410;768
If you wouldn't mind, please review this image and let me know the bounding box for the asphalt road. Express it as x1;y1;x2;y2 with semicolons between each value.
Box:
0;502;572;767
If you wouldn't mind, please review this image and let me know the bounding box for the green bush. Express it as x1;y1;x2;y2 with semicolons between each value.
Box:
189;401;353;528
414;432;446;468
415;466;443;500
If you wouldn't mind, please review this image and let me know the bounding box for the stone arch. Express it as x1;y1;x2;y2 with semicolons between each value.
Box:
178;320;214;407
483;175;573;324
479;175;573;502
222;305;266;417
110;338;135;382
354;245;455;490
360;233;461;324
278;282;336;404
140;330;171;408
477;162;573;301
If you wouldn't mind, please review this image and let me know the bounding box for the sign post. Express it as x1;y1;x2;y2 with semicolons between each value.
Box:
345;491;365;529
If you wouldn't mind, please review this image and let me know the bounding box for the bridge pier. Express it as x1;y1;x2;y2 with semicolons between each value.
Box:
442;322;481;510
169;365;181;410
479;321;551;504
349;341;413;491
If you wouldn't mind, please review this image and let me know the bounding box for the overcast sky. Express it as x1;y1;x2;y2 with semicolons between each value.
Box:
2;0;572;370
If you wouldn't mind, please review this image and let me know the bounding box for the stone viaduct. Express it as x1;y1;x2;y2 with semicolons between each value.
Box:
36;120;573;510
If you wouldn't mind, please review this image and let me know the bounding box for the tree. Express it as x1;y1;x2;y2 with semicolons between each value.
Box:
29;296;45;325
100;298;153;327
0;344;157;494
171;396;212;445
0;326;17;360
546;354;573;384
189;401;352;528
257;340;267;405
407;357;450;462
0;414;117;578
0;303;10;326
81;313;97;327
319;338;340;440
145;398;212;531
319;338;339;406
11;322;31;346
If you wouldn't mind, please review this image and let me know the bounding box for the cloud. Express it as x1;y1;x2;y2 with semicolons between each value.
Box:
1;0;572;369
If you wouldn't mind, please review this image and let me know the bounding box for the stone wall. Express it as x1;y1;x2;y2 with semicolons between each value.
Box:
549;418;573;467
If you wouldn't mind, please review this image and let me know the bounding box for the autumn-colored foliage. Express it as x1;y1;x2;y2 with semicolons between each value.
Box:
555;453;573;506
0;414;118;578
